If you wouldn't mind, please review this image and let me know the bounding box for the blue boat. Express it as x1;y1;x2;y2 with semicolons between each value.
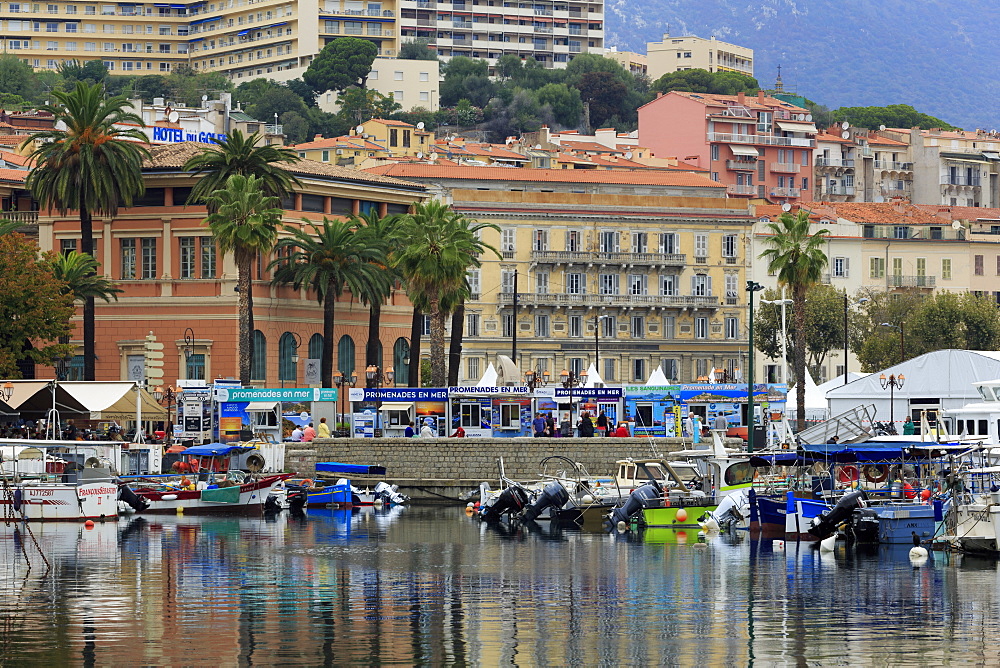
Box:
292;462;407;508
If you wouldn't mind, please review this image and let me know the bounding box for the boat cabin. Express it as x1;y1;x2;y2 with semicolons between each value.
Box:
941;380;1000;443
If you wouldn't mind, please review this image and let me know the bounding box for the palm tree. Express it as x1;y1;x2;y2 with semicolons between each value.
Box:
447;218;500;386
269;219;388;388
183;129;302;205
759;209;829;431
203;174;283;385
25;81;150;381
352;209;403;371
394;201;499;387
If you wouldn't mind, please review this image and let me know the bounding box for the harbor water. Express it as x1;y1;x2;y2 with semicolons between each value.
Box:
1;506;998;666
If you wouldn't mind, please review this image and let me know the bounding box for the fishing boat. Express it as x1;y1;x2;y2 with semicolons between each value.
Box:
121;443;293;514
295;462;409;509
0;440;122;521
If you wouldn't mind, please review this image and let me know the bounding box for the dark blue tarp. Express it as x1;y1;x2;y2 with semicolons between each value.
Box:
315;462;387;475
182;443;255;457
799;441;964;462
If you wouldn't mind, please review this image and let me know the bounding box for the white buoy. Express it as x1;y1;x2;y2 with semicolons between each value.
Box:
820;535;837;552
909;532;929;563
616;520;627;533
581;494;594;505
773;540;785;550
466;502;474;508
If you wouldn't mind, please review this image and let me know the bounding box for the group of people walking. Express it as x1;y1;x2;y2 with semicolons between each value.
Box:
532;411;630;438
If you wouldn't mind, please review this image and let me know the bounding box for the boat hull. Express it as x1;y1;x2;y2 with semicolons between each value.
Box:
0;481;118;521
753;494;828;541
870;504;937;544
132;474;293;514
641;504;718;528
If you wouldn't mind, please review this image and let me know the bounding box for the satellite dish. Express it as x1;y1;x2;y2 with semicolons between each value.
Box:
625;151;633;159
874;196;885;203
416;121;425;130
952;220;964;230
841;121;849;130
534;144;542;150
168;110;179;123
201;94;208;102
781;202;792;212
797;114;805;121
416;152;423;159
429;152;438;161
356;125;364;134
805;114;813;122
879;124;886;131
841;131;850;140
54;120;67;131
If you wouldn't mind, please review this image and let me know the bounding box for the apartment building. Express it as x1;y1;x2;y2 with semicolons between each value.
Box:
365;162;755;385
645;33;753;82
813;125;913;203
638;90;816;205
605;46;644;76
397;0;605;69
315;57;441;112
31;141;426;385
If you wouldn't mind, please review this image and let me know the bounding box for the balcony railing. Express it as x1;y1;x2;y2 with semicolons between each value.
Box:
726;160;756;171
533;7;552;14
770;162;800;174
727;184;756;196
888;275;936;288
499;292;720;309
708;132;815;148
825;185;855;196
881;187;910;198
264;124;283;134
770;187;801;198
530;250;686;267
942;175;982;186
815;157;855;168
874;160;913;171
0;211;38;226
534;25;553;32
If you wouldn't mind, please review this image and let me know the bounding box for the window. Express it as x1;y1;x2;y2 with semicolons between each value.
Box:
337;334;355;374
60;238;77;254
599;230;618;253
975;254;984;276
892;257;903;277
725;317;738;339
631;231;647;253
535;314;550;337
628;273;647;295
695;233;707;258
533;228;548;251
501;228;515;254
691;273;711;296
660;275;677;296
421;315;431;337
660;358;678;382
598;273;619;295
602;358;615;382
631;315;645;338
565;230;581;252
942;258;952;280
833;256;848;278
499;403;520;429
141;238;156;278
711;144;719;161
569;315;582;337
659;232;678;254
566;272;584;294
278;332;298;382
200;237;216;278
893;226;909;239
568;357;584;376
695;317;708;339
502;314;514;338
179;237;195;278
251;330;266;380
466;313;480;337
535;271;548;294
725;274;738;302
393;70;403;80
722;234;737;258
600;316;615;338
869;257;885;279
467;268;480;298
663;315;675;339
632;358;646;382
916;257;926;280
120;238;136;279
459;401;481;427
501;269;516;295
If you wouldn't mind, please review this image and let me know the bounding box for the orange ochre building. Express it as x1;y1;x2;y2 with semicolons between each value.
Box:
34;142;427;387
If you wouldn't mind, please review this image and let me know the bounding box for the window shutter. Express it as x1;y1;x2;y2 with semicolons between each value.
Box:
690;275;696;294
707;276;713;296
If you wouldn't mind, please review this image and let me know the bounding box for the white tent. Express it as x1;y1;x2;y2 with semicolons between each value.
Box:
58;382;166;421
583;363;604;387
826;350;1000;426
476;363;498;387
645;367;670;386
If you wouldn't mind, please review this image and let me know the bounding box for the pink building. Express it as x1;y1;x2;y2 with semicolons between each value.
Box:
638;90;817;203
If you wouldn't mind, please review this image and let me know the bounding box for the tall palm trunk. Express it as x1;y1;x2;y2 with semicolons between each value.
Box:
322;278;336;388
793;284;808;432
78;202;96;381
448;301;465;386
429;295;447;387
407;309;422;387
236;249;254;385
366;301;381;368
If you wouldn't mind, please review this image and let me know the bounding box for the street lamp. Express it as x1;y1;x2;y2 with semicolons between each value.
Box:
594;314;612;385
842;296;870;385
760;293;793;386
524;368;550;391
0;381;13;403
879;322;905;364
153;385;176;444
333;370;358;436
746;280;764;453
559;368;586;428
879;373;905;431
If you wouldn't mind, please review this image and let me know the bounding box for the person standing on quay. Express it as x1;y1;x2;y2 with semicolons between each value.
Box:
577;411;595;437
533;413;547;437
596;411;609;437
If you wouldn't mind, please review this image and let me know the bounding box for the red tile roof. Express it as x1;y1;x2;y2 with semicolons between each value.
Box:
364;163;724;187
643;90;810;114
290;135;387;151
0;168;27;183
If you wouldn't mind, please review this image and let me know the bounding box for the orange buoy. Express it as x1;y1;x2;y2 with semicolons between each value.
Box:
84;520;95;529
903;483;916;500
675;508;688;523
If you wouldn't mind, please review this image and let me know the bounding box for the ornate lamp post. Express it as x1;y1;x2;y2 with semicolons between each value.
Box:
152;385;176;444
879;373;905;431
333;370;358;436
560;368;586;428
0;381;13;403
524;368;550;391
746;280;764;453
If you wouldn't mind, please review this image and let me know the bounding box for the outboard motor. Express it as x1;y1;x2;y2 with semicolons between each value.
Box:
374;481;409;505
287;489;308;510
479;484;530;523
809;490;868;539
521;480;570;522
845;507;880;544
118;484;150;514
610;482;662;526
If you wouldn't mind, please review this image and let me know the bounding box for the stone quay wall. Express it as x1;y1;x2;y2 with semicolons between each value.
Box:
285;437;743;503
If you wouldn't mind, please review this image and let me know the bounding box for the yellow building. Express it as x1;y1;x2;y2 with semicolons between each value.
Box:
646;33;753;82
290;133;390;166
366;162;755;384
358;118;432;158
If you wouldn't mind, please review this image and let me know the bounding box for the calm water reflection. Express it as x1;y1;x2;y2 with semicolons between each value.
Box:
0;507;997;665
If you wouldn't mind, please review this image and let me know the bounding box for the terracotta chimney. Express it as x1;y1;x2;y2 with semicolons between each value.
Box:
656;91;663;98
737;91;745;105
758;91;765;102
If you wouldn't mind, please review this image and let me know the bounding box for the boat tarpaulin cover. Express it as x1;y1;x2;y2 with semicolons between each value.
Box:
315;461;387;475
201;486;241;503
182;443;255;457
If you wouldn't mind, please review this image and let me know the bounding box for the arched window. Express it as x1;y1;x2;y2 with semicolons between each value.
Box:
308;333;324;360
393;338;410;386
278;332;297;382
251;330;266;381
369;339;383;368
337;335;355;375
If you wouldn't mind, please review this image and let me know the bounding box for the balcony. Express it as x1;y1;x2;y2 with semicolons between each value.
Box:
0;211;38;226
530;250;686;267
499;292;720;309
881;187;911;198
707;132;815;148
533;7;553;14
727;184;757;196
825;185;855;196
815;157;855;168
726;159;756;171
888;275;936;288
874;160;913;171
534;25;553;32
452;20;472;28
264;124;283;134
770;162;800;174
942;175;981;187
770;187;801;198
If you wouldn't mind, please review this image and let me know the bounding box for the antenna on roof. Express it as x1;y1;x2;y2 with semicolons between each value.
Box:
416;121;425;130
356;125;364;134
781;202;792;212
841;121;849;130
879;124;886;131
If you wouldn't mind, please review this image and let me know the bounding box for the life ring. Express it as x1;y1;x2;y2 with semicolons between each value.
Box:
863;465;889;484
838;465;860;484
300;479;313;488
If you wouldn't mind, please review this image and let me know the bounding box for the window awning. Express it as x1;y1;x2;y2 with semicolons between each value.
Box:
944;157;988;164
244;401;278;411
776;120;818;134
379;402;413;410
729;145;759;156
983;152;1000;160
